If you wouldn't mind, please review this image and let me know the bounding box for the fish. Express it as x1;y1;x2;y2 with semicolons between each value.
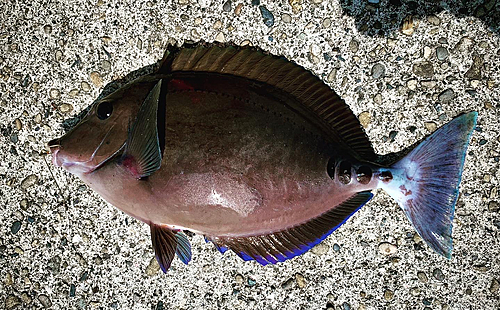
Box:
48;44;477;273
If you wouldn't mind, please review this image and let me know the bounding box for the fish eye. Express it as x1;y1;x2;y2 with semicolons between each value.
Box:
97;101;113;120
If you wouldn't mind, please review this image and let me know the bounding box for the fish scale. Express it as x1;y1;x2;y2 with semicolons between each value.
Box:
48;43;477;273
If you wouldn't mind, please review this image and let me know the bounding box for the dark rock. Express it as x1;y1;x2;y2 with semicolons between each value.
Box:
412;61;434;78
432;268;444;281
282;278;294;289
222;0;231;12
251;0;260;5
371;63;386;79
11;221;21;234
436;47;449;61
466;54;483;80
259;6;274;27
438;89;455;103
70;284;76;297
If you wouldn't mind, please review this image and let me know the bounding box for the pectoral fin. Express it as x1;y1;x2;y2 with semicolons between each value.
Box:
150;223;192;273
121;80;163;179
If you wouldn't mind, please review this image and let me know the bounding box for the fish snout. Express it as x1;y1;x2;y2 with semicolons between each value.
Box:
47;138;62;167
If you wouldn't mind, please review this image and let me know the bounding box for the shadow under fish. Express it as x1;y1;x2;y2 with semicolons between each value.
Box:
48;43;477;273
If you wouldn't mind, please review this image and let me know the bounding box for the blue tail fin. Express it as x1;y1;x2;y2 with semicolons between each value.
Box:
379;112;477;258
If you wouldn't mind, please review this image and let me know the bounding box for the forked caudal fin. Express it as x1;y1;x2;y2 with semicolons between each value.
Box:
378;112;477;258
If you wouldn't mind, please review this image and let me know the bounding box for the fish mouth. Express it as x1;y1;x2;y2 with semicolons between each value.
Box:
48;123;125;175
50;143;125;175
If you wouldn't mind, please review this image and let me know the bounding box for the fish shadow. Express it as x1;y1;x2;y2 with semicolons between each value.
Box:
339;0;499;37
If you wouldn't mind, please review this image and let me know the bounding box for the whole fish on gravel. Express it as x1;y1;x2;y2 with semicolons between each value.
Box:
48;44;477;273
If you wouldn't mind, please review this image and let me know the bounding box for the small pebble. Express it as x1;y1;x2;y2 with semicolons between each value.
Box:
222;0;231;12
401;15;415;35
55;50;63;61
235;274;244;284
421;80;436;89
378;242;397;255
311;243;329;255
425;122;437;132
466;55;483;80
49;88;61;99
412;61;434;78
295;273;307;288
59;103;74;113
423;46;432;59
333;243;340;251
259;6;274;27
11;221;21;234
470;79;481;88
247;277;256;286
70;284;76;297
327;68;337;83
5;295;21;310
282;13;292;23
215;32;225;43
68;89;79;97
384;289;394;301
213;20;222;30
427;15;441;25
14;118;22;131
81;81;91;92
282;278;294;289
21;174;38;189
20;292;32;304
101;60;111;71
288;0;302;14
43;25;52;34
145;257;160;276
371;63;385;79
417;271;428;283
234;3;243;15
438;89;454;103
349;39;359;53
432;268;445;281
436;47;449;61
322;18;331;28
251;0;259;5
358;111;371;128
488;201;498;212
373;93;382;104
489;278;499;293
407;79;417;90
90;72;103;87
38;294;52;308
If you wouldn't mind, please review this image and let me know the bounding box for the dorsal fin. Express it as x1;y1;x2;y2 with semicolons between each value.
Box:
159;44;375;160
205;191;373;265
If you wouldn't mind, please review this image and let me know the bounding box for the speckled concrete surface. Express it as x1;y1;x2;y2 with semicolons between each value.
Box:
1;0;499;309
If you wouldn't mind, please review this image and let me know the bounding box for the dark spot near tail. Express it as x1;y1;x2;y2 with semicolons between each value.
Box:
356;166;372;184
338;161;351;184
379;171;393;183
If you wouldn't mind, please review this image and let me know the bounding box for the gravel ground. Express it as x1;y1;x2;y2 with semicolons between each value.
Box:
1;0;499;309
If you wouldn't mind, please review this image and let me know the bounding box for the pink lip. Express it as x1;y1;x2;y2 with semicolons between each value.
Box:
51;148;62;167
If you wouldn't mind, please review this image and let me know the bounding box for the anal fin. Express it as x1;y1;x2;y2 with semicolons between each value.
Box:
206;191;373;265
150;223;192;273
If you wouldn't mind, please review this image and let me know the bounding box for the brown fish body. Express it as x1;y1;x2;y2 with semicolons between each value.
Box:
49;45;476;270
80;72;374;237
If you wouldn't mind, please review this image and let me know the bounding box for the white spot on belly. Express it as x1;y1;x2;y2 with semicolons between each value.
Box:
174;172;262;217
